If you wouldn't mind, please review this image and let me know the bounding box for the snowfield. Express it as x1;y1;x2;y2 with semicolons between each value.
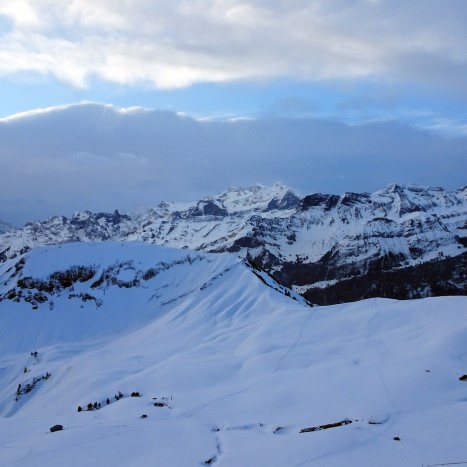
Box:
0;243;466;466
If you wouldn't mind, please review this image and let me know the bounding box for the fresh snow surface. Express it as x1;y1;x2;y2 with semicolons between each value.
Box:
0;243;466;466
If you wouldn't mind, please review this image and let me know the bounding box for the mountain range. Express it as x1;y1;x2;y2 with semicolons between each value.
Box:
1;182;466;305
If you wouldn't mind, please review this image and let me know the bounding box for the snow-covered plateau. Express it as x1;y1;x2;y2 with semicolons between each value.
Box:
0;242;466;466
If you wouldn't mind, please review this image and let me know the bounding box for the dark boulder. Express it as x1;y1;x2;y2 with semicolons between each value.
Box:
50;424;63;433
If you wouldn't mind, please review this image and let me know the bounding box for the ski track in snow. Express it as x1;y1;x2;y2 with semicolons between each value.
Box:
171;307;313;422
274;308;314;372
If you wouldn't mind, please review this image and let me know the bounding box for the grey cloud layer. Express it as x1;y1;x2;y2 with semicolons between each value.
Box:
1;103;466;225
0;1;466;91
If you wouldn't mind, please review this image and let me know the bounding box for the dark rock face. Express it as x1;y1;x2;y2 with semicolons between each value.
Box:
179;200;227;218
201;200;227;217
267;190;300;211
300;252;467;305
11;266;97;308
0;246;10;263
227;236;264;252
339;192;371;207
298;194;340;211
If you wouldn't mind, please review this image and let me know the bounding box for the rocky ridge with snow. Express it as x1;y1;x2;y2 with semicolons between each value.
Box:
1;182;466;304
0;242;304;314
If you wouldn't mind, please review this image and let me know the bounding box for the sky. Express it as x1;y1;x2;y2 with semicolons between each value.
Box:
0;0;467;225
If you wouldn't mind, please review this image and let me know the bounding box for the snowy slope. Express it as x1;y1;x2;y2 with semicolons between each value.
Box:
0;242;303;352
0;242;467;466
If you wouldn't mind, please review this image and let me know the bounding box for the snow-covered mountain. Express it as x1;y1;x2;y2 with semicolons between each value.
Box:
1;183;466;304
0;242;466;466
0;219;14;235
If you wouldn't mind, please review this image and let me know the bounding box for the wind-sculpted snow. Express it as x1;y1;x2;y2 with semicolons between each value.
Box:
0;242;466;466
1;182;466;303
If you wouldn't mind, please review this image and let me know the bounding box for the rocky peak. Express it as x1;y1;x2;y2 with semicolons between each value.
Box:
214;182;296;214
70;210;130;227
373;183;453;216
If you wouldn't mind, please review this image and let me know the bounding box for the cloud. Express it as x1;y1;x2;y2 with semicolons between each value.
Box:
421;118;467;137
0;103;466;225
0;1;466;93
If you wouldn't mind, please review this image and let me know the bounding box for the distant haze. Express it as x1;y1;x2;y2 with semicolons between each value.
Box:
1;103;466;226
